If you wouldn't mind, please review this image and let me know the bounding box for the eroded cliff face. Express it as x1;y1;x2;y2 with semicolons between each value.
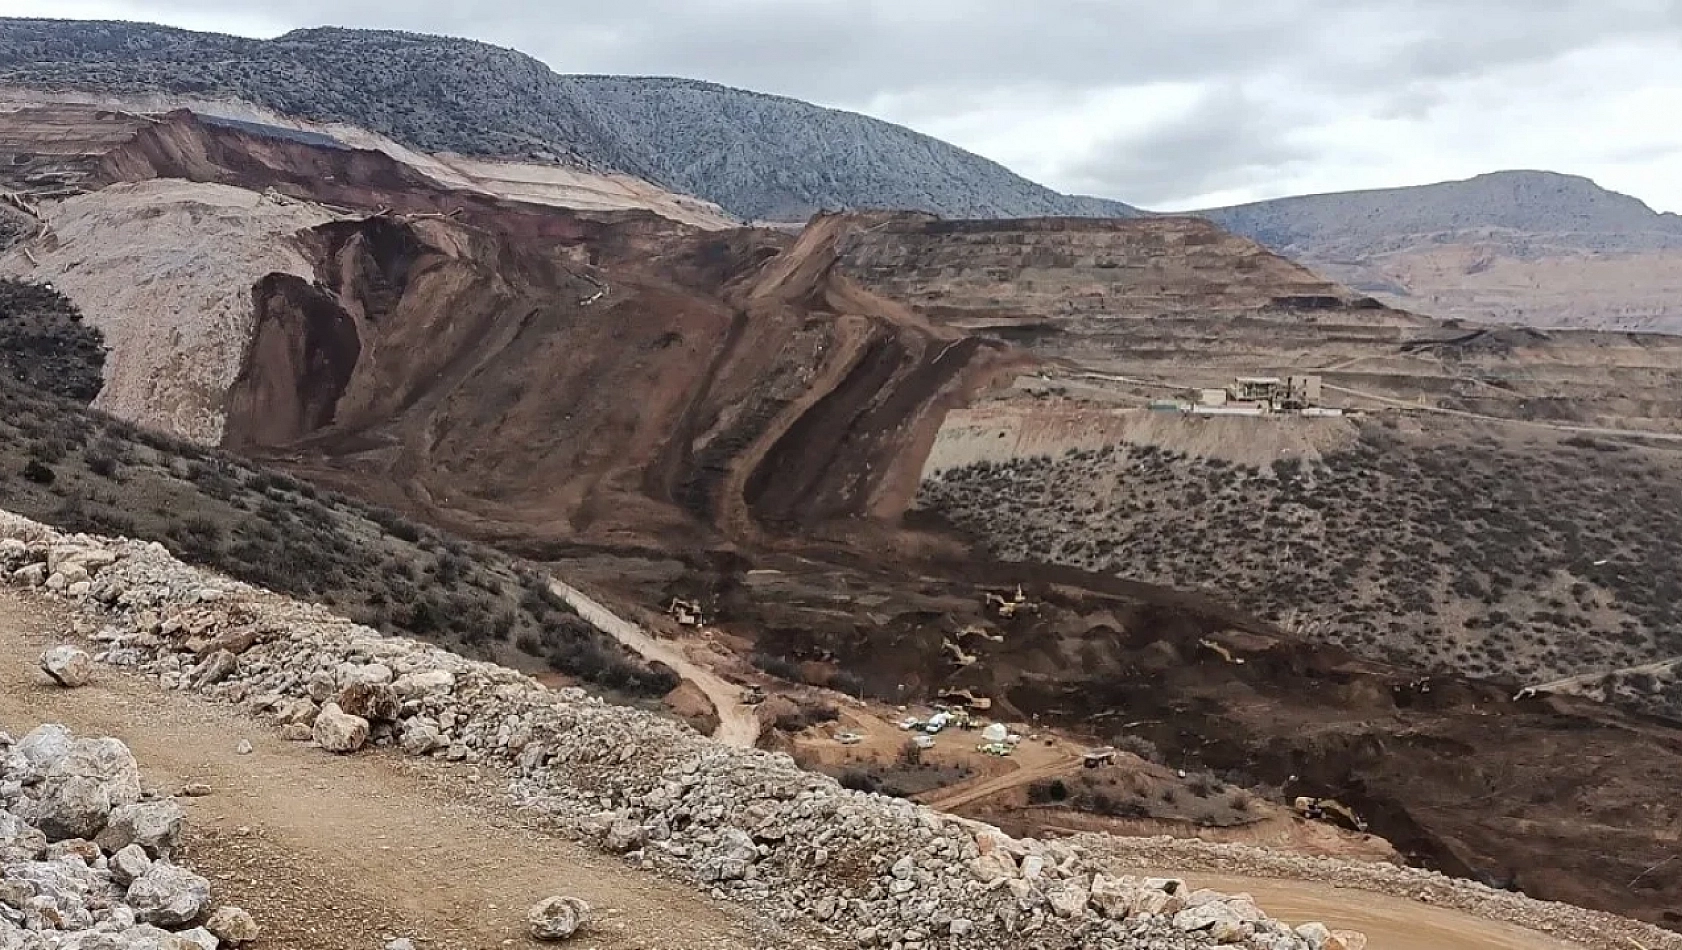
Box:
223;211;1010;546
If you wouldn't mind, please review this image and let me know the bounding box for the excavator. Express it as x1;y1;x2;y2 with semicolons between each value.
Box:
983;585;1037;619
1292;796;1369;833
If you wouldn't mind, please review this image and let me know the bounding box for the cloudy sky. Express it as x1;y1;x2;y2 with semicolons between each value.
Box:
11;0;1682;211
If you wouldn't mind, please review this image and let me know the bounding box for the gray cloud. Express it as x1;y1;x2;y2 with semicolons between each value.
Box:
16;0;1682;210
1057;85;1317;206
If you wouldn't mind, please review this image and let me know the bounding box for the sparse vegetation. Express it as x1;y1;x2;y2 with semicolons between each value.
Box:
0;279;105;401
918;422;1682;720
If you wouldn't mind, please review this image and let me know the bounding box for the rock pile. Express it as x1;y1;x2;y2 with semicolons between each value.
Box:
1;513;1348;950
0;723;257;949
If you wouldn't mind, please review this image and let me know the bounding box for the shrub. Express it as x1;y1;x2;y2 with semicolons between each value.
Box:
1028;779;1069;805
85;451;119;479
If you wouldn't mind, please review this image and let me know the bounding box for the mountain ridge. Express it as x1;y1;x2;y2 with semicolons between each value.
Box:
1201;170;1682;252
1198;170;1682;330
0;17;1138;222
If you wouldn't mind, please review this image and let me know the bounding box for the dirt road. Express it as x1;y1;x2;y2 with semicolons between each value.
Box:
1161;874;1581;950
917;753;1082;811
0;591;801;950
547;577;761;748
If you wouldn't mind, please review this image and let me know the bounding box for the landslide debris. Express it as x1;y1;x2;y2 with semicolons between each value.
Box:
918;423;1682;721
0;180;335;443
220;209;1005;548
0;722;257;948
0;511;1374;950
721;550;1682;932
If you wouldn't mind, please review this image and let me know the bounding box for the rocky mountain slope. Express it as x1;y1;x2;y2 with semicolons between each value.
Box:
0;18;1136;223
1201;171;1682;331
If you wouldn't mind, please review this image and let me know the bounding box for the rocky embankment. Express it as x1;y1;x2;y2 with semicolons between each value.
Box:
0;510;1356;950
1;723;260;950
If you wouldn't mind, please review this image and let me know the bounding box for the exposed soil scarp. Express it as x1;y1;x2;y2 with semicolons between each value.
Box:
223;209;1007;549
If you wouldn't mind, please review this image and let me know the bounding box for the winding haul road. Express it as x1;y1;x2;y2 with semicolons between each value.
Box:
547;577;761;748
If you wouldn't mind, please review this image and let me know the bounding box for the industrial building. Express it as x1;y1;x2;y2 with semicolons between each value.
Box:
1151;375;1343;417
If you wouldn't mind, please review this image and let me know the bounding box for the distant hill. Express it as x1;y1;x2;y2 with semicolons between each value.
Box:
0;19;1138;223
1200;171;1682;331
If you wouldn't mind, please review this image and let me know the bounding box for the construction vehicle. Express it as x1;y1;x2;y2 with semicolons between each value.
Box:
666;597;706;627
1292;796;1368;832
935;689;993;713
984;585;1038;619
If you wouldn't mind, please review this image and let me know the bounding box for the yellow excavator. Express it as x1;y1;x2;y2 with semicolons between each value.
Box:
1293;796;1369;833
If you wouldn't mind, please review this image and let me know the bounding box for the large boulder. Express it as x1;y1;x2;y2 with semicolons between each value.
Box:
1174;895;1265;941
0;812;48;862
39;646;93;688
527;896;591;942
1047;879;1091;918
337;663;393;688
399;720;444;756
54;739;142;807
312;703;370;754
12;562;48;587
273;698;319;727
110;843;153;885
1089;873;1136;919
12;724;73;781
392;669;455;701
205;905;261;945
189;650;238;689
336;682;400;722
25;775;113;841
96;800;184;858
126;863;212;927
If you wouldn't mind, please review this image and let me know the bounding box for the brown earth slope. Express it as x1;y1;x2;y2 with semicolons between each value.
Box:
222;209;1010;548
